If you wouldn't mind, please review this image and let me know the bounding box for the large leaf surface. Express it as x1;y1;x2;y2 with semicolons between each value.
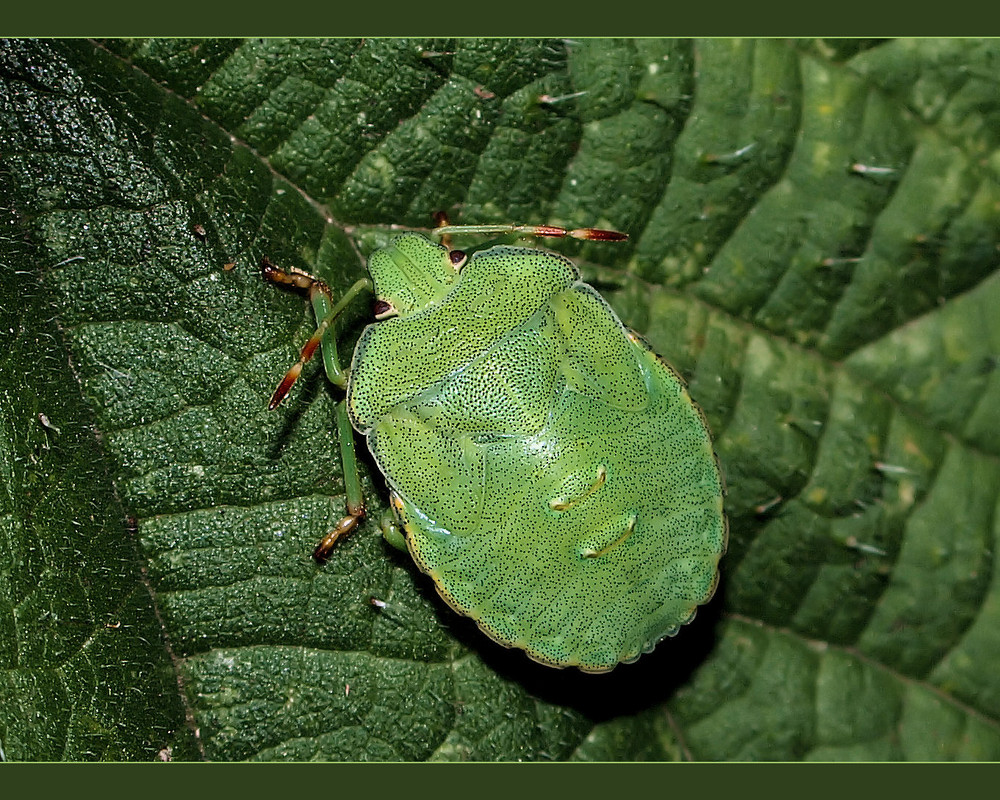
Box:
2;37;999;761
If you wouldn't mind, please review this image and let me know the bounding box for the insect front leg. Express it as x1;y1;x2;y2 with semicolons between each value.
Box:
262;258;372;561
261;258;371;401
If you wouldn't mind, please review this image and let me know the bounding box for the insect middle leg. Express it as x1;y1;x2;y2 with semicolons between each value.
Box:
262;258;372;561
310;398;367;561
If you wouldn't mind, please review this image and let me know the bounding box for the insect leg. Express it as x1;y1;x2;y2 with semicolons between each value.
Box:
379;501;408;553
312;398;367;562
262;257;372;561
306;275;372;391
261;257;371;405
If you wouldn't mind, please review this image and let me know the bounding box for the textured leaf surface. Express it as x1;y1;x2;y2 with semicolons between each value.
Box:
2;37;999;761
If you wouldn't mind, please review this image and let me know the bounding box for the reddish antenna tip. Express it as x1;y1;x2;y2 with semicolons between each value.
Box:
571;228;629;242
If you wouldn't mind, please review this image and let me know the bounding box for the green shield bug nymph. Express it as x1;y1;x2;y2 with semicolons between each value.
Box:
264;222;726;673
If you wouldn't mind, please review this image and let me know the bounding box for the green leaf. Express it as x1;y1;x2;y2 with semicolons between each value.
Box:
2;37;999;761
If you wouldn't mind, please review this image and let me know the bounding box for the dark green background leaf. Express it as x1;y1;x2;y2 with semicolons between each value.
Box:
2;37;999;761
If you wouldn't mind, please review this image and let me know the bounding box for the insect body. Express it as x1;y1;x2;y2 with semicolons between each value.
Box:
265;223;726;673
